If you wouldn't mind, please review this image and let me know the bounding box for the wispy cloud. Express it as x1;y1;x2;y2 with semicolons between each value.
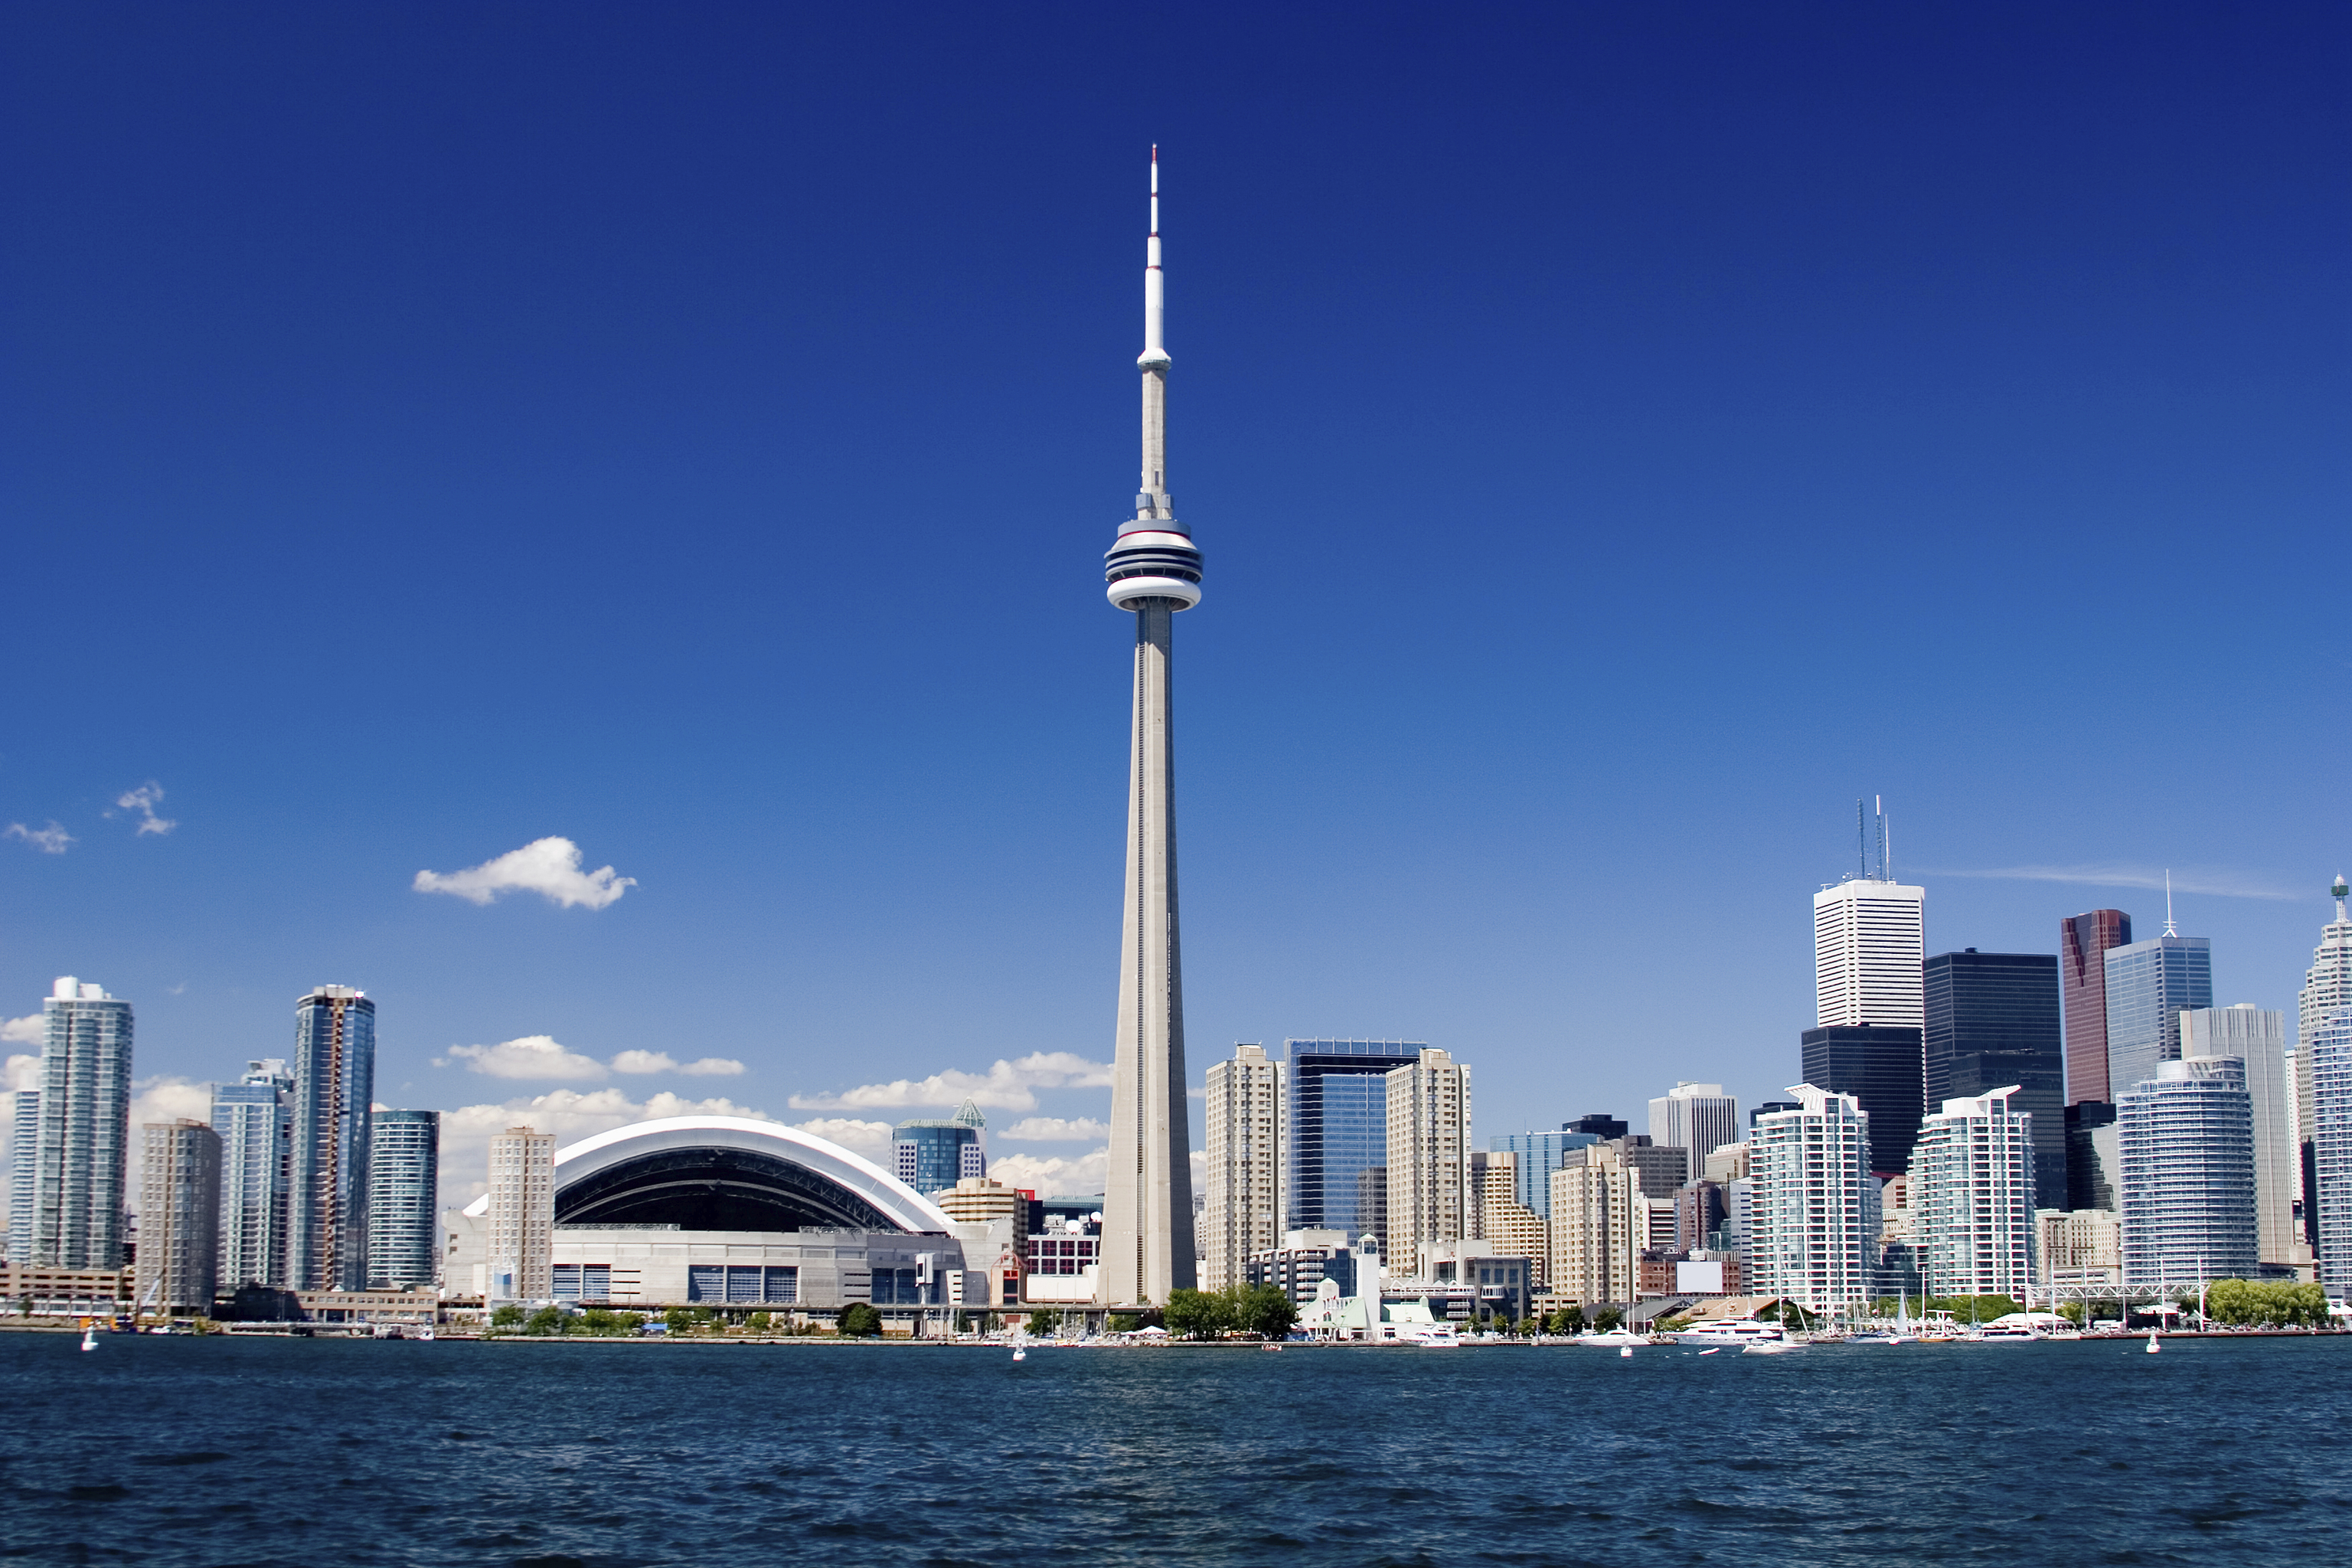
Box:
611;1050;746;1077
122;1077;216;1210
4;1053;38;1091
439;1034;609;1081
787;1051;1112;1113
2;1015;44;1046
1922;863;2303;902
433;1087;776;1207
109;782;176;837
989;1146;1109;1194
998;1116;1111;1142
413;837;635;910
5;822;74;854
786;1118;893;1161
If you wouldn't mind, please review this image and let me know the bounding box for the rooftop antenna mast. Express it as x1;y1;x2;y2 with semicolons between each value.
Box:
2164;870;2177;937
2334;874;2348;924
1876;795;1888;882
1856;799;1867;881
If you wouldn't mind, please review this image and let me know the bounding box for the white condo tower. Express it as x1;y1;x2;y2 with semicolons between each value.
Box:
1101;149;1203;1306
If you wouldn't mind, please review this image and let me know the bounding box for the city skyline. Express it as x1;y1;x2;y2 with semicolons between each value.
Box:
2;8;2346;1203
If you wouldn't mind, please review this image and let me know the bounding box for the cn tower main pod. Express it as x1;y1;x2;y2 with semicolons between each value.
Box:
1101;147;1201;1308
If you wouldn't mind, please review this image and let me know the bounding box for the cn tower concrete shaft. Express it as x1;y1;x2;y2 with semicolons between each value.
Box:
1101;148;1201;1307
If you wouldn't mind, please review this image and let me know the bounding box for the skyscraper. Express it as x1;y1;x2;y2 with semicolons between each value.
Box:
2061;909;2132;1104
1909;1086;2036;1301
211;1060;293;1290
367;1109;440;1290
1746;1085;1879;1315
28;977;134;1269
2117;1057;2256;1287
7;1089;37;1264
2102;934;2212;1097
1285;1040;1426;1248
136;1119;222;1315
288;985;376;1292
892;1100;987;1194
1485;1129;1600;1221
1548;1142;1642;1306
1199;1044;1283;1292
1383;1049;1472;1279
2308;1008;2352;1296
487;1125;556;1302
1813;879;1926;1029
1648;1083;1740;1182
1799;1026;1925;1178
1923;950;2066;1211
2297;877;2352;1250
1100;149;1203;1308
2180;1005;2298;1271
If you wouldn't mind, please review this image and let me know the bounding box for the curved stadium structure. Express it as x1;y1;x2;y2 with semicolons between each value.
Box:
443;1118;967;1318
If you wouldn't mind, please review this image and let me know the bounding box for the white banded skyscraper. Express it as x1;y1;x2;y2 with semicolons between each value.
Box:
1101;149;1202;1306
212;1059;294;1289
289;985;376;1292
27;978;134;1269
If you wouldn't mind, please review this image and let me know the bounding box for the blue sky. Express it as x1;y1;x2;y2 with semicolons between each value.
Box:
3;4;2346;1199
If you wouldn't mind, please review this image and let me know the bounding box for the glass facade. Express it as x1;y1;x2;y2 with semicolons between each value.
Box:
2061;910;2132;1105
367;1109;440;1290
212;1060;292;1289
1284;1040;1425;1247
1924;950;2066;1210
7;1090;37;1265
1486;1131;1599;1220
684;1263;799;1303
288;986;376;1292
1799;1026;1923;1178
891;1107;985;1196
2102;936;2211;1104
30;982;135;1269
2309;1011;2352;1297
2118;1057;2256;1286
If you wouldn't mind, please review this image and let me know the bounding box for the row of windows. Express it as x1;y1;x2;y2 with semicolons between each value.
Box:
685;1264;800;1303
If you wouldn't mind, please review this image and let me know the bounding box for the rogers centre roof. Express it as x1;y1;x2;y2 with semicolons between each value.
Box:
460;1116;952;1234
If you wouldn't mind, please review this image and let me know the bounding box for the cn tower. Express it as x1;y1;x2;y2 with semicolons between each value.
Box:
1101;147;1200;1306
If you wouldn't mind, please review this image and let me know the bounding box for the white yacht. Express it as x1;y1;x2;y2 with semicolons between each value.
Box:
1673;1318;1785;1348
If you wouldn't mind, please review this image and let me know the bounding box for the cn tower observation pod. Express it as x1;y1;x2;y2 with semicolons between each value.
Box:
445;1117;966;1315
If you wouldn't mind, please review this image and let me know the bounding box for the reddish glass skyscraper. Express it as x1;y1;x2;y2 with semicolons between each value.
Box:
2062;910;2132;1104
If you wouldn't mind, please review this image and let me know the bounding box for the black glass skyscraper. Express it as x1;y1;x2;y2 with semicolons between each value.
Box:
1284;1040;1425;1250
1926;949;2066;1210
1799;1026;1922;1178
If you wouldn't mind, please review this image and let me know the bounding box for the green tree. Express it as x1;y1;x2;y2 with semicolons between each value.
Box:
488;1304;525;1332
524;1305;567;1336
577;1308;620;1336
745;1311;773;1334
1236;1283;1298;1340
1553;1305;1586;1334
2207;1279;2328;1327
664;1305;709;1334
837;1302;884;1337
2056;1301;2085;1325
1108;1312;1141;1334
1162;1288;1233;1340
1591;1306;1623;1333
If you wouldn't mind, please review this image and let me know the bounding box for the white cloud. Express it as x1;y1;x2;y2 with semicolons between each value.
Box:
413;836;635;910
788;1050;1113;1113
1921;863;2301;902
5;822;74;854
439;1034;609;1081
2;1015;44;1046
998;1116;1111;1142
434;1087;771;1207
122;1076;216;1213
786;1118;894;1161
988;1145;1109;1194
111;782;176;837
4;1053;38;1091
609;1050;745;1077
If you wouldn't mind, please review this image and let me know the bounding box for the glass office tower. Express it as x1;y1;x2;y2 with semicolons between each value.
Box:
1487;1129;1600;1220
212;1059;294;1289
29;978;134;1269
2103;935;2212;1101
1799;1025;1923;1178
367;1109;440;1289
891;1099;986;1194
2062;910;2132;1104
1924;950;2066;1211
289;985;376;1292
1285;1040;1425;1250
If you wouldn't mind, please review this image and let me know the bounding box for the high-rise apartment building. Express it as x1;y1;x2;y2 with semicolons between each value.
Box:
2102;935;2212;1102
1799;1026;1925;1178
1605;1135;1688;1203
1648;1083;1740;1183
2306;1010;2352;1296
1924;950;2066;1211
2180;1006;2298;1270
28;978;134;1269
1746;1085;1878;1314
1485;1129;1600;1220
289;985;376;1292
2117;1057;2256;1287
136;1119;221;1315
1547;1142;1642;1306
1470;1149;1547;1288
892;1100;987;1194
211;1059;292;1289
368;1109;440;1290
7;1089;37;1264
2061;910;2132;1104
1383;1049;1472;1279
1285;1040;1425;1249
1199;1044;1284;1292
1813;879;1926;1029
1909;1086;2036;1300
2297;877;2352;1251
486;1125;557;1302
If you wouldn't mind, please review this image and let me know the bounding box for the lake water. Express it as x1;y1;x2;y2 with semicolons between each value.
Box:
4;1331;2348;1565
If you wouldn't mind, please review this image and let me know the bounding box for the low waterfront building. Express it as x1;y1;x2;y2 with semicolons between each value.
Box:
937;1175;1027;1308
1246;1229;1371;1305
2036;1207;2122;1288
0;1262;129;1316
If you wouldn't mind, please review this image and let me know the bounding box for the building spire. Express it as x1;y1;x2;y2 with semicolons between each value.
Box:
2164;869;2177;937
1133;146;1176;528
2333;872;2347;924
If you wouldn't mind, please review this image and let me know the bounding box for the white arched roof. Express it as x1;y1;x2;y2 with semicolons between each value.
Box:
461;1115;952;1233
